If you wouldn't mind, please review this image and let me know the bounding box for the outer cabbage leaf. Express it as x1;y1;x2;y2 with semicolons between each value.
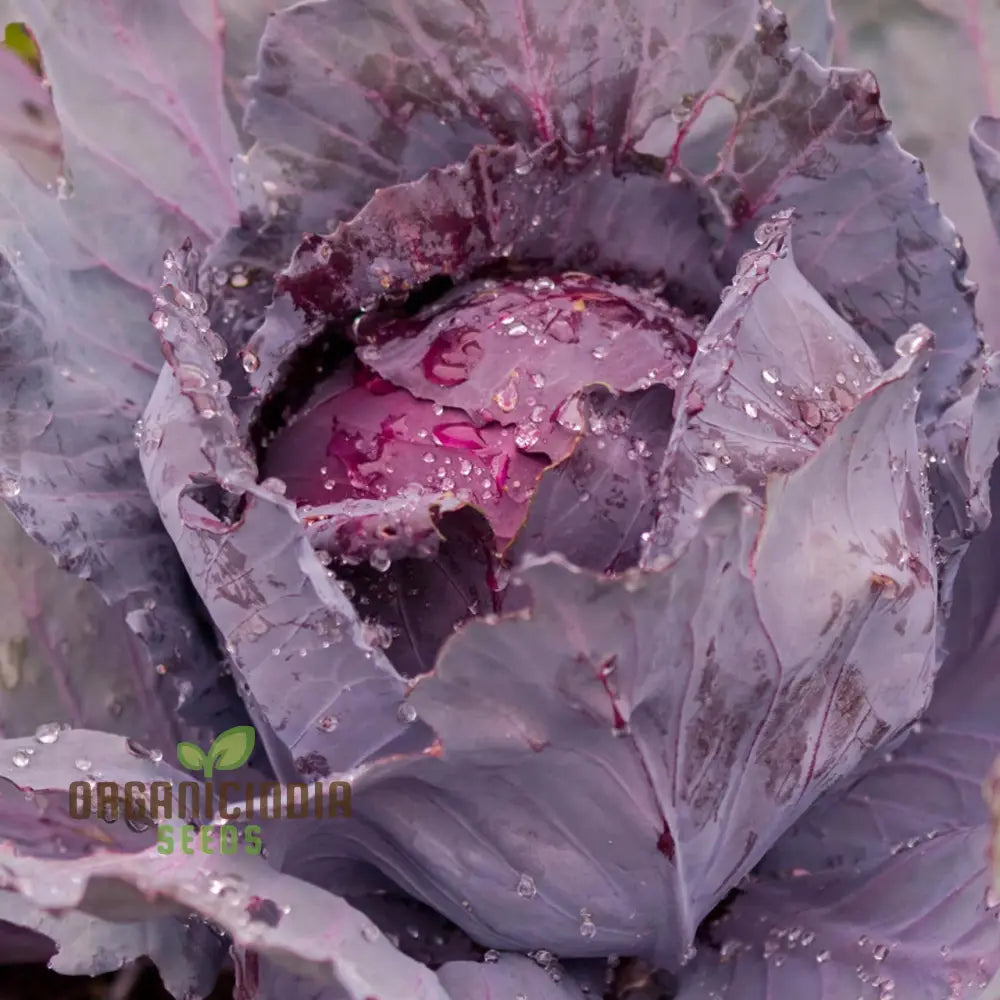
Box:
0;727;451;1000
643;214;883;562
673;442;1000;1000
241;0;760;257
689;8;978;421
270;348;936;967
0;1;244;739
832;0;1000;344
0;504;177;746
140;244;426;777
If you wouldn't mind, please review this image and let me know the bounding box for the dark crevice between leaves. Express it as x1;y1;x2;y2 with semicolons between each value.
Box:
335;506;499;679
0;958;234;1000
249;320;356;458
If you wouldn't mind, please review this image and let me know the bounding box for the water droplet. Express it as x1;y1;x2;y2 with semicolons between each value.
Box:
125;738;156;760
816;949;831;963
592;345;610;360
762;368;780;385
242;351;260;374
493;374;519;413
0;474;21;499
555;395;584;433
895;323;933;357
361;923;380;942
256;476;286;497
208;874;246;897
516;873;537;898
515;422;540;449
397;702;417;724
548;317;579;344
507;323;529;337
797;399;822;428
701;455;718;472
230;271;249;289
484;949;500;963
12;749;32;768
369;548;391;572
579;909;597;938
74;758;92;772
34;722;61;744
873;944;889;962
515;160;532;175
743;401;759;418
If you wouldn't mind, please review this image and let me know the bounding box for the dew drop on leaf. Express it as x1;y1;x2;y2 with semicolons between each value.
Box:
516;873;537;898
260;476;287;496
894;323;933;357
369;548;391;572
34;722;61;744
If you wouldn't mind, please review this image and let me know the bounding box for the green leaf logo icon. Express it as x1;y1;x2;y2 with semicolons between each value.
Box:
176;726;255;778
176;742;206;772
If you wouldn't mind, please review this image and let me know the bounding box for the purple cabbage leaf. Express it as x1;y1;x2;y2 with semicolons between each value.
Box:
832;0;1000;345
0;1;251;744
0;504;178;749
0;728;452;999
673;421;1000;1000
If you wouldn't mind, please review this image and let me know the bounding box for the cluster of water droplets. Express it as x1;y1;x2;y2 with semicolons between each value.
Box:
719;209;795;302
0;471;21;499
149;244;258;494
11;722;70;768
